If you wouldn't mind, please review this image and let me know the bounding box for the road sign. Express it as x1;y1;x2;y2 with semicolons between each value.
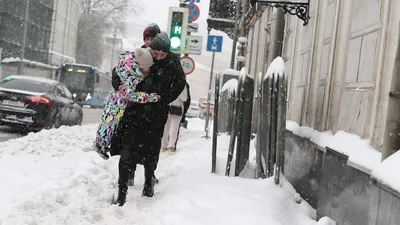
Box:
188;0;200;2
184;35;202;55
180;56;195;75
187;3;200;22
206;35;223;52
187;23;199;33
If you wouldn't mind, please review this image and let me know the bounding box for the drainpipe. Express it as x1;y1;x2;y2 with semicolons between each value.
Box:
230;0;242;69
270;8;285;61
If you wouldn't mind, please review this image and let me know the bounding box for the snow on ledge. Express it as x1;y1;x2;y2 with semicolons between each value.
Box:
221;78;238;93
286;120;381;173
265;57;286;80
371;151;400;194
223;68;241;76
2;57;58;70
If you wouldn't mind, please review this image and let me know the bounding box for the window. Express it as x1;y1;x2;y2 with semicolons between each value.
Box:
345;0;381;86
55;85;66;98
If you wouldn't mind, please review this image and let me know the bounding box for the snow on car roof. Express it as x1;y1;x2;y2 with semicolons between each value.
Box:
5;75;58;85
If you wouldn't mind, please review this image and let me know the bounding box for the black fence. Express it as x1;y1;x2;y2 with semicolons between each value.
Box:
211;57;400;224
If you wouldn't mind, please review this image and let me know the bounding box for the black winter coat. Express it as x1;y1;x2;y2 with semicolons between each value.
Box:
110;52;186;156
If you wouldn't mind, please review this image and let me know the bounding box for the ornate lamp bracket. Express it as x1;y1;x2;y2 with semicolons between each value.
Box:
256;0;310;26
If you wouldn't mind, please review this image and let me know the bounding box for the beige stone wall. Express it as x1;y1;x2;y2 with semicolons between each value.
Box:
245;0;400;150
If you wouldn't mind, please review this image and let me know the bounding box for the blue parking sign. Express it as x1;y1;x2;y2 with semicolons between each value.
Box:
206;35;223;52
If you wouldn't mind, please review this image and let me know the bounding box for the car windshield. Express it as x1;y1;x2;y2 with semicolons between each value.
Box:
60;72;91;91
0;78;51;93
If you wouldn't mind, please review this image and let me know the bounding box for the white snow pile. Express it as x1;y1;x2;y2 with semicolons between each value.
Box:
221;78;238;93
265;56;286;79
286;120;381;173
0;120;334;225
222;68;241;76
1;57;58;69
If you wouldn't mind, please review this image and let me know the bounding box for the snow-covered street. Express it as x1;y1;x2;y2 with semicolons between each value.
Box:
0;119;334;225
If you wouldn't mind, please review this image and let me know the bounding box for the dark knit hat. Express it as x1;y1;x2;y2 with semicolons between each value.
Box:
150;32;171;53
143;23;161;41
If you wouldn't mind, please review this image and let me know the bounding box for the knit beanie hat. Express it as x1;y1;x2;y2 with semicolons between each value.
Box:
134;47;153;68
150;32;171;53
143;23;161;41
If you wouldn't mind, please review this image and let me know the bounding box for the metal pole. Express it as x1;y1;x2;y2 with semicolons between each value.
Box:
61;0;70;65
204;51;216;139
110;28;117;69
0;48;3;79
382;22;400;161
238;0;249;70
17;0;30;75
212;73;220;173
230;0;241;69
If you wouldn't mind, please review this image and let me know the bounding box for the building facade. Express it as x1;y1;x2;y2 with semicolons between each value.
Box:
244;0;399;151
49;0;82;66
0;0;54;64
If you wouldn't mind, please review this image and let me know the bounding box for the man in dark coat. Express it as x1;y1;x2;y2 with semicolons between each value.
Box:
111;23;161;186
111;32;186;206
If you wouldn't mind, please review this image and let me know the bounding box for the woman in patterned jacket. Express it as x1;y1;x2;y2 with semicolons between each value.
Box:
93;47;160;159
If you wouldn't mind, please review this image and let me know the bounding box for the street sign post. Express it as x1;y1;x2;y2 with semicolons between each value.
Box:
203;35;224;139
187;3;200;22
187;23;199;33
184;35;202;55
180;56;195;75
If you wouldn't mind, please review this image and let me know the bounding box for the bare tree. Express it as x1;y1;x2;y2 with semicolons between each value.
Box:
76;0;140;67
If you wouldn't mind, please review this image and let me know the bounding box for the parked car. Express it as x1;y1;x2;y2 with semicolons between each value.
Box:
186;100;199;118
0;75;83;131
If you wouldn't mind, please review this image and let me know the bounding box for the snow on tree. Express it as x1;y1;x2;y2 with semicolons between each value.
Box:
76;0;139;67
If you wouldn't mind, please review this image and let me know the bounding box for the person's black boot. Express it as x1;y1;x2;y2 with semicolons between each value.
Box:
142;178;155;197
113;188;127;206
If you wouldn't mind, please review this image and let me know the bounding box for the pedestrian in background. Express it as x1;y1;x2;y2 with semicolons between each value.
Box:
161;85;188;153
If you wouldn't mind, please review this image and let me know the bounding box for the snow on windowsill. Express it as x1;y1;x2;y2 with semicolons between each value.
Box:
286;120;381;174
371;151;400;194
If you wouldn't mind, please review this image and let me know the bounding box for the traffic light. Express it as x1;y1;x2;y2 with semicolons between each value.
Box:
167;7;188;53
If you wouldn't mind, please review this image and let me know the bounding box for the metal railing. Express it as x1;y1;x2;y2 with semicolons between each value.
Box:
212;57;287;184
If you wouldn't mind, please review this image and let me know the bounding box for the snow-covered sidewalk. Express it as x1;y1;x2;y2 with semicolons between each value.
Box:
0;119;334;225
